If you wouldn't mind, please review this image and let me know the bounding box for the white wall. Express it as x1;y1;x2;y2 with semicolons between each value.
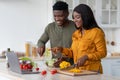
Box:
114;29;120;52
0;0;53;53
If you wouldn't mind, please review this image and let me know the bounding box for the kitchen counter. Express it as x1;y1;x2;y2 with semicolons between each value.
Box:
1;70;120;80
0;60;120;80
0;55;120;62
102;56;120;59
0;56;43;62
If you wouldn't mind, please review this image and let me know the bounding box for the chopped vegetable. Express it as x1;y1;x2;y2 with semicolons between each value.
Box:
59;61;71;69
69;68;81;73
41;70;47;75
50;69;57;74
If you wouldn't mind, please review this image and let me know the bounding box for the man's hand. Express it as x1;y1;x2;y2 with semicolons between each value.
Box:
37;47;45;57
50;47;63;54
76;55;88;67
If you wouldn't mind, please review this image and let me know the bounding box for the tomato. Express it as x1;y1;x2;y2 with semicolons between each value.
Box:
41;70;47;75
22;64;28;70
20;64;24;69
27;64;33;69
22;65;26;70
51;69;57;74
36;68;39;71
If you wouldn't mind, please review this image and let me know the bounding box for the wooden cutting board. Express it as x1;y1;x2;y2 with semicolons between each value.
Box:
57;69;98;76
47;67;98;76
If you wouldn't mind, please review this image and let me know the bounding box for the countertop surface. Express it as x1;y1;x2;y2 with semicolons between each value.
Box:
0;58;120;80
0;56;120;62
102;56;120;59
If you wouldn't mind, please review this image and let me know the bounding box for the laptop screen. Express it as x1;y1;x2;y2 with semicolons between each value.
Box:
6;51;40;74
6;51;22;73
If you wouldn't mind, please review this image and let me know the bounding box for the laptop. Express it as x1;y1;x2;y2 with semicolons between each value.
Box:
6;51;40;74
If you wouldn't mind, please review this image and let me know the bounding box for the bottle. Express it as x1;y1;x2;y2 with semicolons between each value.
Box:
6;48;10;68
25;42;30;57
32;46;37;58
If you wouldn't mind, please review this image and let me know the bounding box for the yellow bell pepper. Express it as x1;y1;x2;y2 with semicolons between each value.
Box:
59;61;71;69
69;68;81;73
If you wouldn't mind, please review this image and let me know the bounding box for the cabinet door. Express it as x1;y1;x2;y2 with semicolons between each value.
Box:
100;0;119;28
111;65;120;76
102;59;112;75
111;59;120;76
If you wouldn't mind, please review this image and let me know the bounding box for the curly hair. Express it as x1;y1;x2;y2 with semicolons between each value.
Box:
53;1;68;11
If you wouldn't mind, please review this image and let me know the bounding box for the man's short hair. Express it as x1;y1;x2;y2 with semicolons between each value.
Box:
53;1;68;11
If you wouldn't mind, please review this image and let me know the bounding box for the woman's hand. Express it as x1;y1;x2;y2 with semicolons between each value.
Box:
50;47;63;54
76;55;88;67
53;58;63;67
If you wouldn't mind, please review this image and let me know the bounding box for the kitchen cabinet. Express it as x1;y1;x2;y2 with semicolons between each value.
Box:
102;58;120;77
111;59;120;76
102;59;112;75
54;0;120;28
99;0;120;28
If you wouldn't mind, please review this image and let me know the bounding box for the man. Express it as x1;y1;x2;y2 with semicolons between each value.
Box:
37;1;76;65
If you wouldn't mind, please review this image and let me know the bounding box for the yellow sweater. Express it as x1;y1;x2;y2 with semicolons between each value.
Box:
62;28;107;73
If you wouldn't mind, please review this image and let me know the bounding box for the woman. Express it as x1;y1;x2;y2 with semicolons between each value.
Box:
51;4;107;73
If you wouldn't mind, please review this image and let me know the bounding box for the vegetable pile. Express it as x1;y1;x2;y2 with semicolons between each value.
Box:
19;57;39;71
59;61;71;69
